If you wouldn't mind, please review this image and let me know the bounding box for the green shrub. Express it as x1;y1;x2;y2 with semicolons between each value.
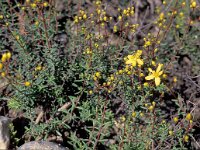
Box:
0;0;198;149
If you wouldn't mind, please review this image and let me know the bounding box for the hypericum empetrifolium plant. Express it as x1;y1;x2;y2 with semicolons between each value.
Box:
0;0;198;149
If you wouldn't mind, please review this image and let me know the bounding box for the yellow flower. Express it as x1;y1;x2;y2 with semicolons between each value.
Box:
95;1;101;5
6;52;11;59
183;135;189;142
15;35;20;41
101;23;105;27
151;61;156;66
1;53;7;62
95;72;101;78
148;105;154;111
24;81;31;87
119;80;123;85
113;25;117;33
5;22;9;26
179;12;184;17
130;10;134;15
144;41;151;47
139;73;144;77
152;101;156;106
125;50;143;67
0;63;3;69
78;16;82;20
173;117;178;123
154;48;158;53
176;25;180;28
83;14;87;19
169;130;173;136
163;1;166;5
107;81;111;86
96;9;101;15
95;43;99;48
123;9;127;15
103;16;107;21
118;69;123;74
190;1;196;8
186;113;192;121
1;72;6;77
173;76;177;83
159;13;165;20
74;18;78;23
35;21;39;26
143;82;149;87
89;90;93;95
140;112;144;117
145;64;163;86
127;71;131;75
118;16;122;21
120;116;126;122
132;112;136;117
43;2;48;7
162;74;167;79
35;65;42;71
31;3;37;9
93;76;97;81
0;15;3;19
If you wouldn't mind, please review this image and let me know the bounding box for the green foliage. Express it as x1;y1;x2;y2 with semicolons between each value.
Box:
0;0;198;149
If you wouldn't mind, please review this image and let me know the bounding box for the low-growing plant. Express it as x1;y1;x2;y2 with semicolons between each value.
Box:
0;0;199;149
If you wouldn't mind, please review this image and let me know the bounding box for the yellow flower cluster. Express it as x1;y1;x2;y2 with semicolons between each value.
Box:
124;50;143;67
93;71;101;81
190;0;197;8
31;3;37;9
113;25;117;33
83;47;92;55
1;51;11;63
95;0;101;6
74;10;87;23
0;51;11;78
131;24;139;32
117;7;134;18
155;12;167;28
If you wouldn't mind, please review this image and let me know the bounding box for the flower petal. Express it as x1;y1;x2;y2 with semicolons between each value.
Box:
145;74;155;80
155;77;161;86
148;68;153;73
126;60;136;66
159;71;163;76
125;59;132;64
156;64;163;73
132;61;137;66
137;59;144;66
127;55;134;59
137;50;142;55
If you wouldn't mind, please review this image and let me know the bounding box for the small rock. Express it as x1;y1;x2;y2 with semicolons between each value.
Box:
18;141;68;150
0;116;11;150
